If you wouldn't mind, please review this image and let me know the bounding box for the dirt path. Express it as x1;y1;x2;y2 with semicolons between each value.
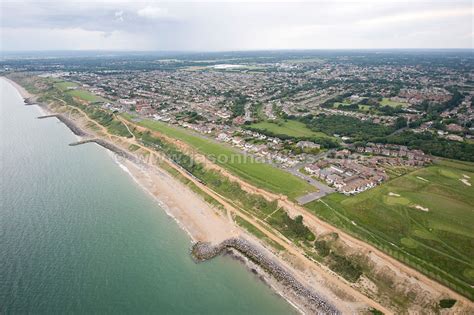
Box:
117;116;474;308
8;76;474;311
129;142;391;314
48;109;387;313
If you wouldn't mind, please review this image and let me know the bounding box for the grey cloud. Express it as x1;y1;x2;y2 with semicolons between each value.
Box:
0;0;472;51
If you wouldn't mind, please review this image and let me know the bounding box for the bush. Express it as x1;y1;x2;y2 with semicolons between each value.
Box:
369;308;384;315
268;213;315;242
439;299;456;308
314;240;330;257
327;253;363;282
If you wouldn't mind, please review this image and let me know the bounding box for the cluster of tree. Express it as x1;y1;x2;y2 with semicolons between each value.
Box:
413;89;465;119
371;130;474;162
250;102;264;122
439;299;457;309
314;240;331;257
283;143;321;155
319;92;353;108
299;113;473;161
228;94;248;118
300;114;394;141
376;104;405;115
269;214;315;242
176;111;206;123
444;89;464;110
394;117;408;130
327;253;363;282
243;125;339;149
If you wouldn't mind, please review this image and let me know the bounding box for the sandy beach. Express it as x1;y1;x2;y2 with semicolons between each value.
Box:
118;157;237;243
112;154;352;314
9;75;472;314
3;77;33;99
2;77;354;314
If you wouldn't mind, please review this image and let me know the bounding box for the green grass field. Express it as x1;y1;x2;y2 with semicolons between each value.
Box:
53;80;106;103
249;120;332;139
54;81;79;91
123;115;316;198
380;98;410;108
306;159;474;298
333;102;371;112
66;89;106;103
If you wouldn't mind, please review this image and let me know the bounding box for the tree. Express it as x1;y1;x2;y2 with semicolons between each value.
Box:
395;117;407;129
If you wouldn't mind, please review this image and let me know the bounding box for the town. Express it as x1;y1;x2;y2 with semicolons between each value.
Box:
2;51;473;198
2;49;473;314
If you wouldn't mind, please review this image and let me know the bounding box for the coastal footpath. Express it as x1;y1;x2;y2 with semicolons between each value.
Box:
37;110;341;314
8;75;473;314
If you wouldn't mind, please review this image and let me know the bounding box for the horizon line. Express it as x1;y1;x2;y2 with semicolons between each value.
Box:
2;47;473;53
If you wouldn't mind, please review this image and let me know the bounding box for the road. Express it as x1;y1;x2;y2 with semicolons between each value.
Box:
286;153;336;204
49;98;474;312
112;113;473;310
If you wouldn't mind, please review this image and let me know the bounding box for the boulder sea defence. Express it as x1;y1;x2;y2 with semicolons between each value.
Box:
192;238;340;315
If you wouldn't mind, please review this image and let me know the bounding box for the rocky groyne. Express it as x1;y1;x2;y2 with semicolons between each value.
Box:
38;114;89;137
38;114;141;164
70;138;140;163
192;238;340;315
23;97;37;105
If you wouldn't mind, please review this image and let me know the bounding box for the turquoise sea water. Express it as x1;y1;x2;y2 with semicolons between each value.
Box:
0;78;295;314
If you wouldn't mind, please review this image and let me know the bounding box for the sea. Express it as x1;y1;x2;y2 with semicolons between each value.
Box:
0;78;296;314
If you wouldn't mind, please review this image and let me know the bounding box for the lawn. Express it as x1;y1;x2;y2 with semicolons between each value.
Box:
123;115;316;198
67;89;106;103
54;81;79;91
53;80;106;103
249;120;332;139
380;98;410;108
333;102;371;112
305;159;474;299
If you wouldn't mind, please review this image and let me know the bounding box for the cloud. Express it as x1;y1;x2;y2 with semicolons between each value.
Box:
358;7;473;26
114;10;124;22
137;6;173;20
0;0;472;51
1;27;154;51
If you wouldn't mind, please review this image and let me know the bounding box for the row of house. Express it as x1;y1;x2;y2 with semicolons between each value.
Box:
356;144;431;163
305;159;389;195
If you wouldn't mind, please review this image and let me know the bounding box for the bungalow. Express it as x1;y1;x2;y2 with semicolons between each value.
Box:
297;141;320;149
217;133;230;142
304;164;320;175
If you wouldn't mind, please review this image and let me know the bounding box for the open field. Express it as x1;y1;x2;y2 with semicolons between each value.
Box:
53;80;106;103
380;98;410;108
306;159;474;299
249;120;332;139
54;81;79;91
122;115;316;199
66;89;106;103
333;102;371;111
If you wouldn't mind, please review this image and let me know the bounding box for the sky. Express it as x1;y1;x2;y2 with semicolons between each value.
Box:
1;0;473;51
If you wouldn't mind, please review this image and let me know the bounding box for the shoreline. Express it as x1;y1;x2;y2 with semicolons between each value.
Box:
111;154;312;314
3;76;33;99
2;76;359;314
111;154;198;243
110;152;325;314
4;75;474;313
192;239;339;314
